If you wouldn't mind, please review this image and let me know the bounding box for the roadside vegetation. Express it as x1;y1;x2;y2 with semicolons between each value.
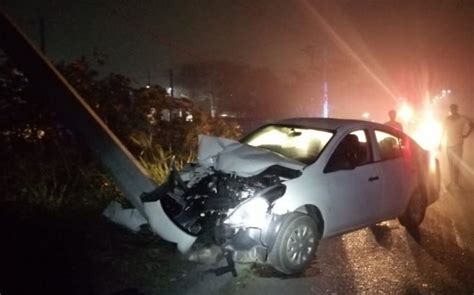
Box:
0;56;241;294
0;56;241;213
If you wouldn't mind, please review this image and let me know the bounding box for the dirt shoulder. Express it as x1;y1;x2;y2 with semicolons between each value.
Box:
0;202;202;295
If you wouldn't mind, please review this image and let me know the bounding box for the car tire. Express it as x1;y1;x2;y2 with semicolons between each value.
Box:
268;212;320;275
399;186;427;229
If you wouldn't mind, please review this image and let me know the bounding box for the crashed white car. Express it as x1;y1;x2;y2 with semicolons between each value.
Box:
105;118;440;275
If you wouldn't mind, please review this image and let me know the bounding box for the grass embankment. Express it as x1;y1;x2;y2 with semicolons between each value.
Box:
0;143;198;294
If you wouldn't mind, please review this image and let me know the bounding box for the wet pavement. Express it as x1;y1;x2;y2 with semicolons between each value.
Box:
223;189;474;294
184;143;474;295
3;137;474;295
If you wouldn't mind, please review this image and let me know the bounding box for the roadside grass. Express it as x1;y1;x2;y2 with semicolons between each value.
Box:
0;141;198;294
138;146;196;184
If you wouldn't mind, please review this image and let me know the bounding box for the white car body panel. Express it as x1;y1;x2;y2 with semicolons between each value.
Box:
103;200;197;253
198;134;304;177
377;159;408;217
272;121;426;239
324;164;383;233
143;200;197;252
105;118;435;253
197;134;237;168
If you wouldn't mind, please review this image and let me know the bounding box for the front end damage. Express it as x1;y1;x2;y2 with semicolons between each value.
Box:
158;163;300;263
104;135;304;266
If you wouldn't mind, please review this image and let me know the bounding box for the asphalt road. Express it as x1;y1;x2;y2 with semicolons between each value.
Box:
224;190;474;294
185;140;474;295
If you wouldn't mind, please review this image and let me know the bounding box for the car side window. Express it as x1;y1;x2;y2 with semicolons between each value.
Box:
324;130;371;173
350;130;371;165
375;130;402;160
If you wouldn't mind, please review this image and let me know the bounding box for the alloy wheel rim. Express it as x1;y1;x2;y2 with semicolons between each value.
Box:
286;224;315;266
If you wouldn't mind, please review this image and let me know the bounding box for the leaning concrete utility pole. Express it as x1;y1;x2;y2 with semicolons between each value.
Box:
0;8;151;214
0;8;196;252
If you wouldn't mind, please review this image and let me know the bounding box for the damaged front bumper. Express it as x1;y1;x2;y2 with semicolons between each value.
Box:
103;135;302;257
214;213;285;263
103;169;289;258
103;199;197;253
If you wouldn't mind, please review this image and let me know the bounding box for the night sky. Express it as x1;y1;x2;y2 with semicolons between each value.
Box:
1;0;473;120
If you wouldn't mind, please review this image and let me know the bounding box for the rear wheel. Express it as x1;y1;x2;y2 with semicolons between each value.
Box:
399;187;427;229
268;212;320;275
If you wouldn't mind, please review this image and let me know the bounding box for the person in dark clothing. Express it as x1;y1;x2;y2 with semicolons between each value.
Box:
385;110;403;131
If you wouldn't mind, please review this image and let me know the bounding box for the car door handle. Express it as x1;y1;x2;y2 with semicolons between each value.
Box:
368;176;379;182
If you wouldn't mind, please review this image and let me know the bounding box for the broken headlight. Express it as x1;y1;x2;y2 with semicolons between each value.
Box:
223;184;286;228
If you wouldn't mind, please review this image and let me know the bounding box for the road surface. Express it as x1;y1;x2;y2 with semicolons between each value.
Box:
184;138;474;295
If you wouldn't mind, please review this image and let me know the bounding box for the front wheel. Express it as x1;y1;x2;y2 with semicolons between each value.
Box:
268;212;320;275
399;187;427;229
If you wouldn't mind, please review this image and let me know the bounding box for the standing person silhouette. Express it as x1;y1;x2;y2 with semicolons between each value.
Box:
441;104;473;189
385;110;403;131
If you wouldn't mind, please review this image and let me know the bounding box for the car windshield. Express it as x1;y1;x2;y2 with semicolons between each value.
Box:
242;125;334;165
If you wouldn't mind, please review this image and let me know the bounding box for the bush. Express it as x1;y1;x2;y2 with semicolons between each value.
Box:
0;136;122;214
1;57;242;214
130;115;242;184
130;131;196;184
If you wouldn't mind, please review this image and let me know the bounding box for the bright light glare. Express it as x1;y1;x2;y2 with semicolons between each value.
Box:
412;109;443;153
299;0;398;101
351;130;368;143
429;152;437;173
398;102;414;122
224;197;269;228
362;112;370;120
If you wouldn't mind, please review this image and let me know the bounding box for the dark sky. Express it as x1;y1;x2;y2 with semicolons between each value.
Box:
2;0;323;83
1;0;473;120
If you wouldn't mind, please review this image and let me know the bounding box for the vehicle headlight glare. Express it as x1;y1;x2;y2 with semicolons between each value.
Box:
224;196;269;228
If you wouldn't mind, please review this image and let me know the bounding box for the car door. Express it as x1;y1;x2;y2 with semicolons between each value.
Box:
322;129;383;234
372;129;412;218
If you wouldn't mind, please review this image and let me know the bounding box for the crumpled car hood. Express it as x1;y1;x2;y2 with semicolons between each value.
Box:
198;135;304;177
104;134;304;254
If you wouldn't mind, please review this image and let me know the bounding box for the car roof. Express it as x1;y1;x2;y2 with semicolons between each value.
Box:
274;117;389;131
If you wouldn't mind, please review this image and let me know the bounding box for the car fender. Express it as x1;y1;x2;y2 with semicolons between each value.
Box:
271;169;331;238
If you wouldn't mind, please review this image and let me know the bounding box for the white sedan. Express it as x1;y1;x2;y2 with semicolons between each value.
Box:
105;118;440;275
